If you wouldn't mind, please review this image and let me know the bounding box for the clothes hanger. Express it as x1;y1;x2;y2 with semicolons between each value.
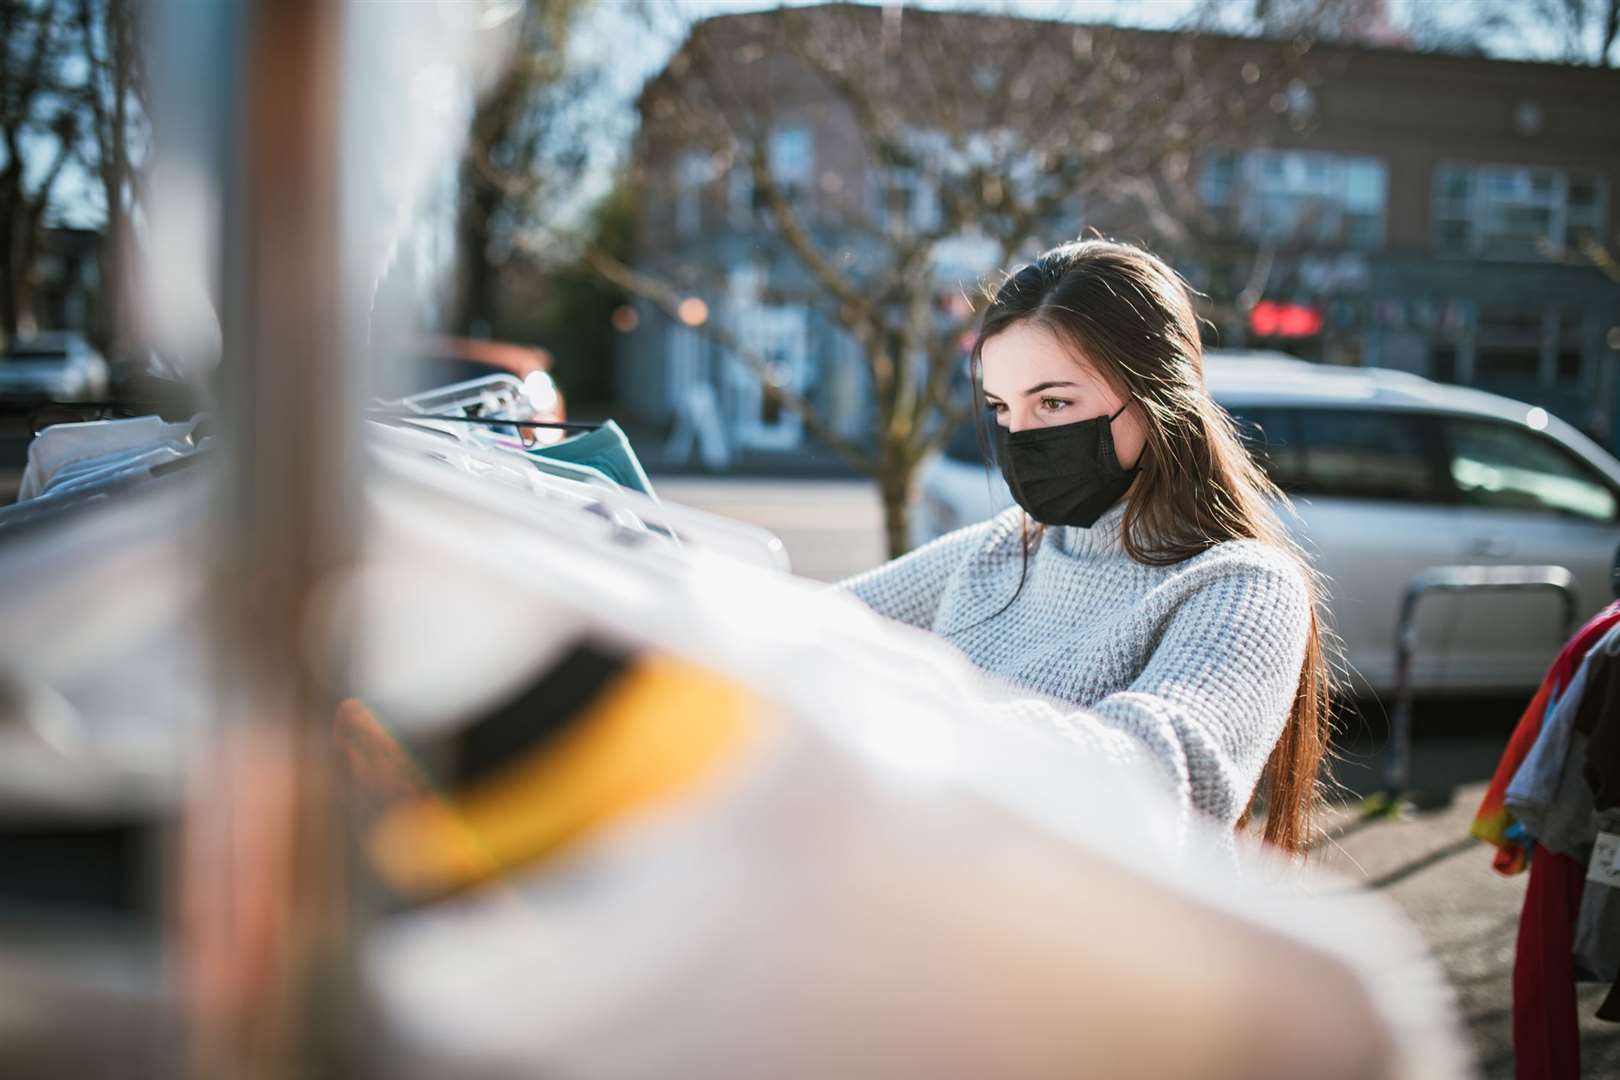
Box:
367;422;784;571
387;373;531;420
366;416;622;495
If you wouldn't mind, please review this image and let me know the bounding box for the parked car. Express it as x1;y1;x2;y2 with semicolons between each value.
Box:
0;332;111;405
914;350;1620;697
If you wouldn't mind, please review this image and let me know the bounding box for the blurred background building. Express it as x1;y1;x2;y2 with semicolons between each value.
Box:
619;5;1620;469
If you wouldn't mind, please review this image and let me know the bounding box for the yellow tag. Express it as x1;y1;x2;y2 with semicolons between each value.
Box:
369;655;760;897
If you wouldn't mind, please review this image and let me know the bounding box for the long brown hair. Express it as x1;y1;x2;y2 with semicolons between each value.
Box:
970;238;1334;854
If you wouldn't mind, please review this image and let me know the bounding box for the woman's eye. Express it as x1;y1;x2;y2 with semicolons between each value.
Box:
986;401;1007;414
1039;397;1070;413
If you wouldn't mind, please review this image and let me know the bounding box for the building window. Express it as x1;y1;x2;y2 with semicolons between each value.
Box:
729;127;813;225
1200;149;1388;249
767;127;813;202
674;150;708;238
1433;163;1608;260
871;164;942;233
1472;305;1590;390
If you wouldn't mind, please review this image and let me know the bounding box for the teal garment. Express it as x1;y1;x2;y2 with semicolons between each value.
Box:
529;420;655;498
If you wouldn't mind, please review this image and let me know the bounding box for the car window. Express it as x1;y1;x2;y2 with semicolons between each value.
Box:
1443;417;1618;522
5;350;69;364
1228;406;1442;502
1292;409;1441;502
1224;406;1309;491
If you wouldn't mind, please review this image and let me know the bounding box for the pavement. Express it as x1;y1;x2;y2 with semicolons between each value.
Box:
655;473;1620;1080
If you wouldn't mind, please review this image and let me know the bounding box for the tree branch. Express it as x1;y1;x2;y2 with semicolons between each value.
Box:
563;234;876;475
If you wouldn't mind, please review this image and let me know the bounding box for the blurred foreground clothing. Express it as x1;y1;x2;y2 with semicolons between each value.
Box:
0;422;1469;1080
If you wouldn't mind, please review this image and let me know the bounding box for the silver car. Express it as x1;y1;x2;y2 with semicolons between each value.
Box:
0;332;112;403
914;351;1620;696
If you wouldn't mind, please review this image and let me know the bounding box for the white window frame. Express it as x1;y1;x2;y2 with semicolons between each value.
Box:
726;304;809;451
674;151;709;238
767;127;813;199
1232;149;1388;248
1432;161;1608;260
1199;149;1387;248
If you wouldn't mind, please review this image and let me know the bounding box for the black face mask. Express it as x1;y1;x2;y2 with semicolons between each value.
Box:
994;402;1137;528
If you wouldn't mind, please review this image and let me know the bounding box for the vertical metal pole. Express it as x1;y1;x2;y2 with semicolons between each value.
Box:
1383;593;1420;798
1375;568;1580;815
179;1;360;1077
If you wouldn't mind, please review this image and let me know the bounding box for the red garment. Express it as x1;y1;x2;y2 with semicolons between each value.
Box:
1514;848;1587;1080
1474;602;1620;874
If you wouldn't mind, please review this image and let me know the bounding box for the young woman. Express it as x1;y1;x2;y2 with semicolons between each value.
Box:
841;239;1331;853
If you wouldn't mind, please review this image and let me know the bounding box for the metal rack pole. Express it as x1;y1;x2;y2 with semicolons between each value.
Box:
1373;564;1579;814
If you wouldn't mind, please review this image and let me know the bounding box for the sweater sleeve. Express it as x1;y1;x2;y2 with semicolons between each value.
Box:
995;551;1313;829
835;518;998;630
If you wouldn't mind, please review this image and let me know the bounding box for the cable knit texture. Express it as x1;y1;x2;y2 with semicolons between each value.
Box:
838;501;1312;829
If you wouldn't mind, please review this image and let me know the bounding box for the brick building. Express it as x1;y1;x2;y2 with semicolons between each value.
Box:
618;5;1620;467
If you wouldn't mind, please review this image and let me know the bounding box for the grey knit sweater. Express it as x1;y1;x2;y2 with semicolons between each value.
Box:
838;501;1312;829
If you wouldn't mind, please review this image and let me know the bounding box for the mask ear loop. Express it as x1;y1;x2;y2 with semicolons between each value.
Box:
1105;400;1141;476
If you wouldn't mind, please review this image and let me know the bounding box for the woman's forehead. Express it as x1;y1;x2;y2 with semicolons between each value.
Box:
980;322;1105;391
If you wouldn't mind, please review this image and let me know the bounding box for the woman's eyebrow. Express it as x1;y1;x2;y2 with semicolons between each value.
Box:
1022;380;1081;396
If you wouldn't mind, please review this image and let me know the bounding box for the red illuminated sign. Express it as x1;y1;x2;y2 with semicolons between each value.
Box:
1249;300;1323;338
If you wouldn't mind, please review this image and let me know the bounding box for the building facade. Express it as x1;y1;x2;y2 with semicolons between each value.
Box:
619;6;1620;468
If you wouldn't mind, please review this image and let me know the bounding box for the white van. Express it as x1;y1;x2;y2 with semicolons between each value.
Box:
913;351;1620;696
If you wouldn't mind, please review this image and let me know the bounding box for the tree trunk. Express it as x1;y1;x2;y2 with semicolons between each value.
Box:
878;458;915;561
452;156;500;336
0;232;17;343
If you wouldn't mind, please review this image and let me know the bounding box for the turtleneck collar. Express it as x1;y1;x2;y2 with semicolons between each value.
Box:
1044;498;1130;560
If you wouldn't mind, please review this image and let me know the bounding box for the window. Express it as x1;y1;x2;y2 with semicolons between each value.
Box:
767;127;813;201
1433;163;1608;259
872;164;942;233
1229;408;1440;502
1200;152;1238;207
1553;307;1586;386
1431;346;1458;384
1200;150;1389;249
728;166;754;226
1472;306;1590;389
1226;406;1309;492
1475;304;1542;383
1443;418;1617;522
674;151;708;237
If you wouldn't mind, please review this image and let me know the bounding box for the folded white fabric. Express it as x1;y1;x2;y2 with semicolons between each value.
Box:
18;416;199;503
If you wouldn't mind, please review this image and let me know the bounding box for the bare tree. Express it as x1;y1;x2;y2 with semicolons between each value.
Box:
1405;0;1619;65
451;0;593;337
75;0;145;360
604;4;1298;556
0;0;79;344
1192;0;1410;45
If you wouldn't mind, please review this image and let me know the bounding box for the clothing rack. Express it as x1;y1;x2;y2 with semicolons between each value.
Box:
1471;549;1620;1079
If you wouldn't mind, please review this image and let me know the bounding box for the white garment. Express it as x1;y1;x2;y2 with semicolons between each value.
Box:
0;443;1469;1080
18;416;199;502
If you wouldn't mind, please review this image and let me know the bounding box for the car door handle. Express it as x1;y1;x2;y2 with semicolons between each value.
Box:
1467;536;1513;558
